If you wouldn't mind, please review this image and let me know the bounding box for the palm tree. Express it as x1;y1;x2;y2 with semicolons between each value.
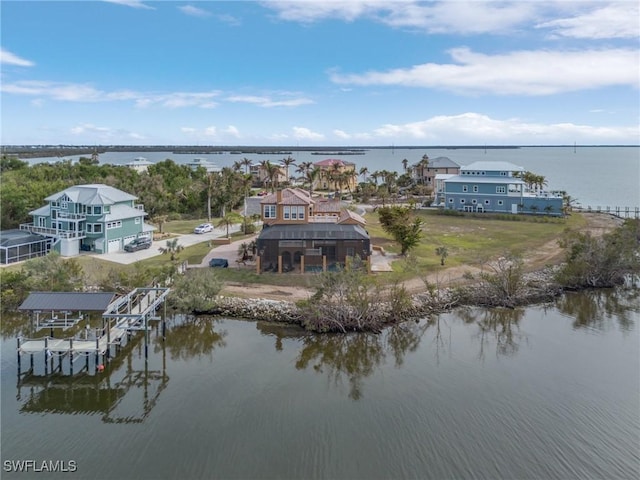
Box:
359;166;369;183
159;238;184;262
240;157;252;174
305;167;321;197
216;212;242;238
280;156;296;185
435;246;449;266
259;160;279;192
418;155;429;184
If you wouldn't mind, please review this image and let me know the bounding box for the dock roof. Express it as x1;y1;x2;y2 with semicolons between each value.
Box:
18;292;117;312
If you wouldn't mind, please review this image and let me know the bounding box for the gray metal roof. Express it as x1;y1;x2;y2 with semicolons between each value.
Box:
100;203;147;222
18;292;117;312
0;230;48;248
258;223;369;241
427;156;460;168
44;184;137;206
461;161;524;172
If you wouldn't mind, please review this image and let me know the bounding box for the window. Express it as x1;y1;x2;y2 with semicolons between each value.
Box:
472;199;477;204
298;206;305;220
473;185;478;193
94;224;102;233
346;247;355;257
135;217;141;224
283;206;291;220
61;199;68;209
500;172;507;176
484;200;490;205
496;186;506;194
498;200;504;206
448;198;454;203
107;221;122;229
94;206;102;215
462;185;468;192
460;199;466;204
264;205;276;219
87;224;93;233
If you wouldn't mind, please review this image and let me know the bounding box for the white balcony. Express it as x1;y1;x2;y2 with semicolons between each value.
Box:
20;224;86;240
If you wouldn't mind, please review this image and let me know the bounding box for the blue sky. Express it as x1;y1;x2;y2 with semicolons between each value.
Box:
1;0;638;146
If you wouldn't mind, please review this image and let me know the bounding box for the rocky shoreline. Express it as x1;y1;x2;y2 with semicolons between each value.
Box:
198;266;566;330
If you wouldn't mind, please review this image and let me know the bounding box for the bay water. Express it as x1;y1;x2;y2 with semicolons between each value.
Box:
26;146;640;209
1;289;638;479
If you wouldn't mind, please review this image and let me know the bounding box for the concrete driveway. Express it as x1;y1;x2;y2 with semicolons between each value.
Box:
92;224;244;265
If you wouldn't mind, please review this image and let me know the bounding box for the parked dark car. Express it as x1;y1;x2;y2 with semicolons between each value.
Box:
124;237;152;252
209;258;229;268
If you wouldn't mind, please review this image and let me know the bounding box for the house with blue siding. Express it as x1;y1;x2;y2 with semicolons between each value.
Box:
21;184;154;256
442;161;563;215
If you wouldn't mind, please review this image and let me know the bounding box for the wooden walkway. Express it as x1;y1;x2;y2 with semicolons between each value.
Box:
574;205;639;219
18;326;127;356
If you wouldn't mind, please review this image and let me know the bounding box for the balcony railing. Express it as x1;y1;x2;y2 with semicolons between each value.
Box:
20;224;86;239
308;216;338;223
55;212;86;221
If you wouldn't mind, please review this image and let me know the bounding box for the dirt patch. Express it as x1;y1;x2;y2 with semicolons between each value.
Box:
220;213;623;302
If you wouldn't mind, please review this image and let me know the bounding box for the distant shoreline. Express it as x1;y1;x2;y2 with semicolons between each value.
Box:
4;144;638;159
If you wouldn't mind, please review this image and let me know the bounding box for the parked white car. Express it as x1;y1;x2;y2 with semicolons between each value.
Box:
194;223;214;234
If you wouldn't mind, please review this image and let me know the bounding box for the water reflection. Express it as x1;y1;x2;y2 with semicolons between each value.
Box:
16;329;168;424
556;289;639;331
294;323;428;400
452;306;526;359
154;315;227;360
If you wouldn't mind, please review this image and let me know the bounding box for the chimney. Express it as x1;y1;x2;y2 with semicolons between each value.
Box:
276;189;282;203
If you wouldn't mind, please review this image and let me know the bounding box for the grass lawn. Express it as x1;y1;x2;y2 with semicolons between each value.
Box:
3;211;589;291
365;209;585;279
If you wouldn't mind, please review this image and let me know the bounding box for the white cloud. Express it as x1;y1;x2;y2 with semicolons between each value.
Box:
536;2;639;39
226;94;314;107
204;126;217;137
69;123;146;141
292;127;325;140
1;48;35;67
330;47;639;95
367;112;639;143
1;80;221;108
178;5;211;18
264;1;536;34
333;129;351;139
224;125;241;137
103;0;154;10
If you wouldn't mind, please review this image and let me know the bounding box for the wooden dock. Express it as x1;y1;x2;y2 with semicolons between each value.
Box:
17;287;170;376
574;205;639;219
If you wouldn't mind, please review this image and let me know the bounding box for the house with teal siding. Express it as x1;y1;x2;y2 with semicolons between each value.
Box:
442;161;563;215
21;184;154;256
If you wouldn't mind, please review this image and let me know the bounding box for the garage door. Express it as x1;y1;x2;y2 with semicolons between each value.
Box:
108;238;122;253
123;235;136;247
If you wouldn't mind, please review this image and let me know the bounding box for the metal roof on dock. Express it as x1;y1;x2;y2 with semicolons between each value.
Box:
18;292;117;312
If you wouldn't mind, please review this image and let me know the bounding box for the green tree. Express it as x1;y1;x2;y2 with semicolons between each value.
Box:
435;246;449;265
377;206;425;255
159;238;184;262
169;269;223;312
556;220;640;288
23;252;84;292
216;212;242;238
280;156;296;185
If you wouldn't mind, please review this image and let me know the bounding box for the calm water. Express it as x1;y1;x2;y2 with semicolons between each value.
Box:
1;289;638;479
26;146;640;209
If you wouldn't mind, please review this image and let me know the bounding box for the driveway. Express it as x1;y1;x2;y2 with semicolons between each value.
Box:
93;224;244;265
